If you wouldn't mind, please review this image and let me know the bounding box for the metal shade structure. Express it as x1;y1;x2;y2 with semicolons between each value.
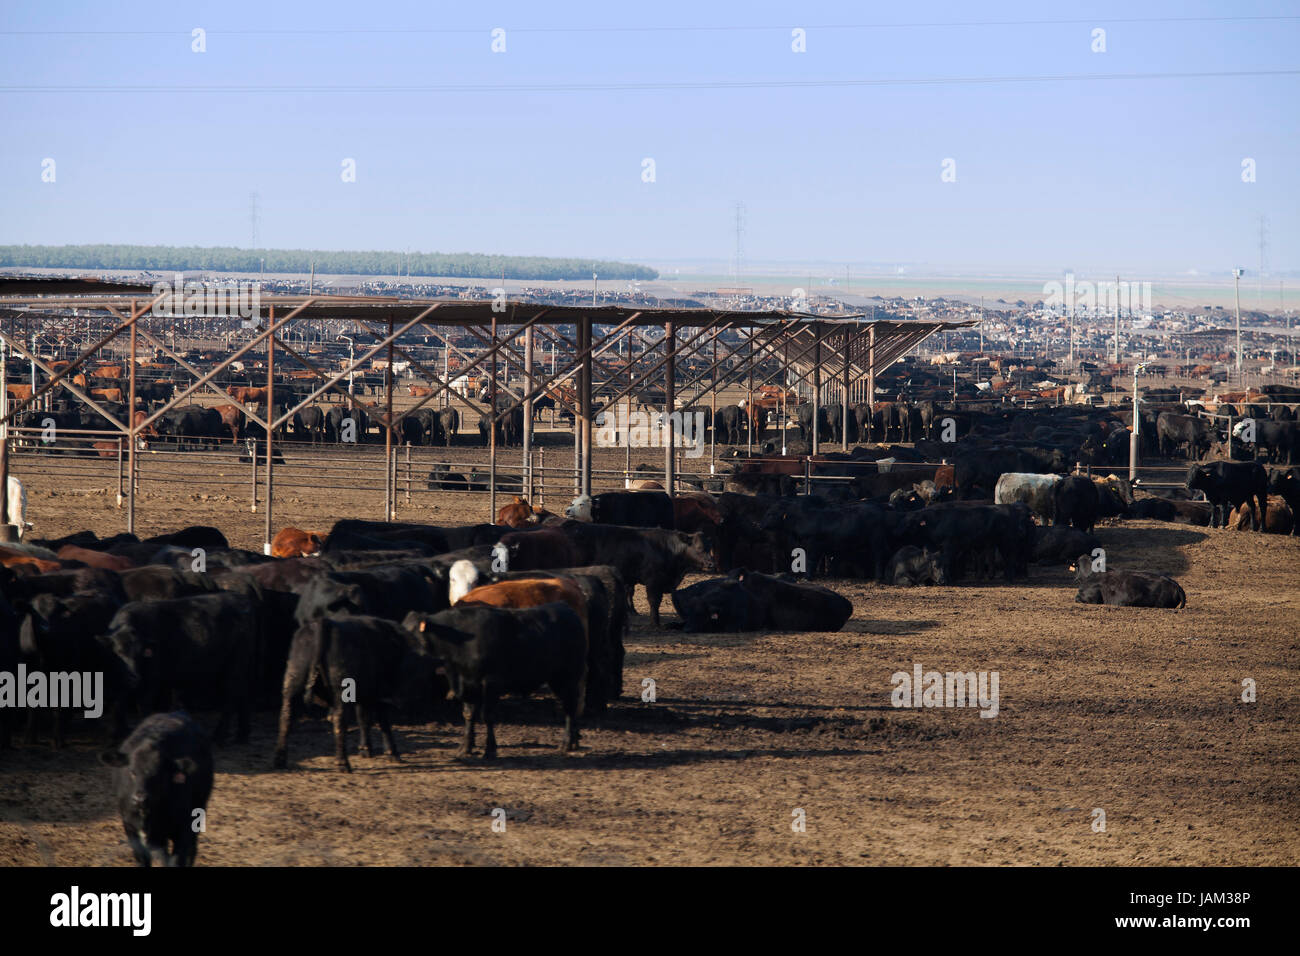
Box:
0;283;973;547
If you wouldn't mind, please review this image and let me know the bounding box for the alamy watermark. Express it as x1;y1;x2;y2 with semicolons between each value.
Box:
0;665;103;718
1043;274;1152;315
891;663;999;718
151;273;262;328
594;407;706;459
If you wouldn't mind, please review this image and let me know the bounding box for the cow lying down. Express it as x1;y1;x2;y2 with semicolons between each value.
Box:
1071;555;1187;609
670;569;853;633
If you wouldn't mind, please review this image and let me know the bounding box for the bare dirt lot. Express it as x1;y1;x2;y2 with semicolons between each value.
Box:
2;442;1298;866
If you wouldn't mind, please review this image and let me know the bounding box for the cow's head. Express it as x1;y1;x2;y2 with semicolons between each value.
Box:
681;532;715;572
565;495;594;521
448;559;481;604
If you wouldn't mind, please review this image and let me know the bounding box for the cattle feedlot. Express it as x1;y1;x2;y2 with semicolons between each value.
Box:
1;438;1297;868
2;4;1298;934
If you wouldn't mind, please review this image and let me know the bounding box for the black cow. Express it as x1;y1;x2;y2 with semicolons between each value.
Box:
823;404;856;444
760;498;892;580
0;592;18;749
154;406;225;449
436;407;460;445
100;711;214;867
565;490;674;529
1032;526;1101;566
884;546;947;586
1186;461;1268;529
1237;419;1297;465
292;405;326;443
485;565;626;712
1156;412;1210;459
103;593;260;743
671;568;853;632
1073;559;1187;608
796;404;832;443
1052;475;1100;532
120;567;219;603
900;502;1034;582
17;590;128;746
274;614;438;772
553;522;713;624
413;408;444;446
325;406;368;443
405;602;587;759
398;414;425;446
292;564;444;625
714;405;748;445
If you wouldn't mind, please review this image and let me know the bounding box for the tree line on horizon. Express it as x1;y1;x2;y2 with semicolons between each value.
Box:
0;244;659;281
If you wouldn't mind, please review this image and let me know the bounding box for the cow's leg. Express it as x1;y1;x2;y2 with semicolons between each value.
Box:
125;825;152;867
272;691;295;768
481;691;498;760
377;705;401;761
332;704;351;772
355;703;372;757
561;689;581;753
52;708;65;750
647;586;663;626
457;700;476;758
23;709;38;746
1258;492;1268;531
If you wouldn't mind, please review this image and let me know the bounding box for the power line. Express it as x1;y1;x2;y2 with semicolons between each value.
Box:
3;15;1299;36
4;68;1296;95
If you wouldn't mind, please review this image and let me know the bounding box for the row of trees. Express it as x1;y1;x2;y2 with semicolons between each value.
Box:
0;245;659;281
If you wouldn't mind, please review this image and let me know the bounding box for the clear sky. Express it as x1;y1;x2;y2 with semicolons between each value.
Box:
1;1;1296;278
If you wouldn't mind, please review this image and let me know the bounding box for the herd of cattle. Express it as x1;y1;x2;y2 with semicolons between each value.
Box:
3;384;1299;866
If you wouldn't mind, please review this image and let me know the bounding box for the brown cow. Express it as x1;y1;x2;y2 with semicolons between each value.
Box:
56;545;135;571
91;365;124;380
672;492;722;532
6;384;34;402
217;405;243;440
1230;495;1294;534
92;440;121;458
409;385;434;397
230;386;270;406
455;578;588;637
934;464;956;489
0;546;61;575
631;479;664;490
90;388;124;404
496;496;534;528
267;528;322;558
271;527;327;558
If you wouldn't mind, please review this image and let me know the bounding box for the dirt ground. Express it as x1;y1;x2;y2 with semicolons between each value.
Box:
2;441;1298;866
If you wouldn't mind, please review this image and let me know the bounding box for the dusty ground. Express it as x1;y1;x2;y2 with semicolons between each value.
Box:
2;440;1298;866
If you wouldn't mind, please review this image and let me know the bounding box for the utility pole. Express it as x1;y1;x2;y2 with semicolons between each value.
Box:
1233;268;1244;377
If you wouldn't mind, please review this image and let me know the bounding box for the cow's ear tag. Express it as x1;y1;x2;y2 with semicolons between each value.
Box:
419;621;426;632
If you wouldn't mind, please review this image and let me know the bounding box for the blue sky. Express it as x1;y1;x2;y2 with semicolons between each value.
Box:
1;1;1296;277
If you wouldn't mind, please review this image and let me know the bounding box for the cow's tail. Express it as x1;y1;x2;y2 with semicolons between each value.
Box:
1176;585;1187;609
